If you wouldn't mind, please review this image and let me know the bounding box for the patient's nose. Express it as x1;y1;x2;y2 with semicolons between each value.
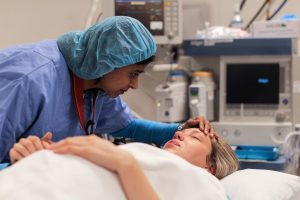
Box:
174;132;185;141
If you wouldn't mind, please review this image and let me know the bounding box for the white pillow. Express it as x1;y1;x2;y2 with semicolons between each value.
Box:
221;169;300;200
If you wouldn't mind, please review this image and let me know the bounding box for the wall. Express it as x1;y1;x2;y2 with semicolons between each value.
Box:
0;0;93;48
2;0;300;48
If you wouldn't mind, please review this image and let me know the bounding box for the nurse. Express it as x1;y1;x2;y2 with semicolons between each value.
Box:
0;16;211;164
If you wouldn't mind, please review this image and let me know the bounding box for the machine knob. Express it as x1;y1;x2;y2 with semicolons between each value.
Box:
167;32;174;40
275;111;286;122
220;130;229;137
234;130;241;137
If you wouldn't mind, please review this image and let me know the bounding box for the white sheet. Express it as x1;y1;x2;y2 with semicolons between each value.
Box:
0;143;227;200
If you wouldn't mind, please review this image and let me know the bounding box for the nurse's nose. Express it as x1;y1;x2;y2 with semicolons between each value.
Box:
129;77;139;89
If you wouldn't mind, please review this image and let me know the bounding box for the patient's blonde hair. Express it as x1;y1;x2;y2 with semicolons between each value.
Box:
207;137;239;179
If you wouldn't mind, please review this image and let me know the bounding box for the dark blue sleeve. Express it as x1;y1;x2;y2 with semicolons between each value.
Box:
110;119;179;146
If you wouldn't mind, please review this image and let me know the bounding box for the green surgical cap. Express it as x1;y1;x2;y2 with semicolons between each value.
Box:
57;16;157;79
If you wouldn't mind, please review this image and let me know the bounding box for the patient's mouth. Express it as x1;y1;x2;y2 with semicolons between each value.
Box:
166;139;180;147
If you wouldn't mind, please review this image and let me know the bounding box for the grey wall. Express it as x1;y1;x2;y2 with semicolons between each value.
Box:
2;0;300;48
0;0;93;48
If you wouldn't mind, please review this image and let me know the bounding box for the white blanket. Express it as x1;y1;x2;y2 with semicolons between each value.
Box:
0;143;227;200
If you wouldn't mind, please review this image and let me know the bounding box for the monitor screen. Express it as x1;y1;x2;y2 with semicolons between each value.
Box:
115;0;164;36
226;63;280;104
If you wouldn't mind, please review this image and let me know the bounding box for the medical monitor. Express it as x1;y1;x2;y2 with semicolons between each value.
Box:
226;63;280;104
101;0;183;44
219;56;292;122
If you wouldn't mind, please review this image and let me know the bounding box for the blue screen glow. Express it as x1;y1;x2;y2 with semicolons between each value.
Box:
258;78;269;84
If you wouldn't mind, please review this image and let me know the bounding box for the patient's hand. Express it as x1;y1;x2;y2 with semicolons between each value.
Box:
9;132;53;164
48;135;133;173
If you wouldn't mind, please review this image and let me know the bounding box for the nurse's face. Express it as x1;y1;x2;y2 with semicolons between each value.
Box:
163;128;212;168
94;64;146;98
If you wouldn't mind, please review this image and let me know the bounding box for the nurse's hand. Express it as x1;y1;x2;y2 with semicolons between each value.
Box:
48;135;133;173
9;132;53;164
180;116;212;135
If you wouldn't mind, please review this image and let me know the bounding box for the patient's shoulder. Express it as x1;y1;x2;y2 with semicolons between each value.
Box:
119;143;180;162
119;143;210;173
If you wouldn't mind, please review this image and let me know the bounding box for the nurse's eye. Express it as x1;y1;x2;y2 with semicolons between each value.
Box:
129;72;140;79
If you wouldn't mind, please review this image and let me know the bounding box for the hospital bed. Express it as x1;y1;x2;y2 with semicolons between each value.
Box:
0;144;299;200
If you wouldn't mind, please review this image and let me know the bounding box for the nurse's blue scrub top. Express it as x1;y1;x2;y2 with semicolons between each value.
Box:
0;40;133;162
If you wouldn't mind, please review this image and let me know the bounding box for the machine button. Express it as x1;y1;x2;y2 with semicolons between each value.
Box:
166;17;171;22
164;111;169;116
165;1;172;7
234;110;240;116
225;111;231;116
220;130;228;137
275;111;286;122
234;130;241;137
282;99;289;105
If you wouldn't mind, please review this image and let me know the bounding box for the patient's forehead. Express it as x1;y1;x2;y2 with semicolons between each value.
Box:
183;128;204;135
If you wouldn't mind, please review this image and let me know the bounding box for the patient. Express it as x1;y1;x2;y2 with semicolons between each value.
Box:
1;123;238;200
43;127;239;200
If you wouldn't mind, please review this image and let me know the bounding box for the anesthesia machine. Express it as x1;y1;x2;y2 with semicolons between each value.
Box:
155;70;188;123
189;71;215;121
183;38;300;162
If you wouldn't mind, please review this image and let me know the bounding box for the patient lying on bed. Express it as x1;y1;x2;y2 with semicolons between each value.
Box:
0;127;239;200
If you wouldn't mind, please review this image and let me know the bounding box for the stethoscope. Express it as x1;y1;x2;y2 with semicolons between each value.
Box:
71;72;97;135
71;72;160;145
71;73;134;143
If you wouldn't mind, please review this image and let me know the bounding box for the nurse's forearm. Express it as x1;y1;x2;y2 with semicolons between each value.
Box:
117;154;159;200
111;119;179;146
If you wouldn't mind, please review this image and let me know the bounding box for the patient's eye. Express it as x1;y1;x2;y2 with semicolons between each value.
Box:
192;135;202;142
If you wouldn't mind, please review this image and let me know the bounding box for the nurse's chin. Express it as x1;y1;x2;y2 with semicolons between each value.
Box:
107;92;121;99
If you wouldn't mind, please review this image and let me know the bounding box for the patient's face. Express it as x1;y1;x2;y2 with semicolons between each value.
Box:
163;128;212;168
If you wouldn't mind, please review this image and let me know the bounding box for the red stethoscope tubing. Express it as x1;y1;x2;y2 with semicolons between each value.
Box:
71;73;96;135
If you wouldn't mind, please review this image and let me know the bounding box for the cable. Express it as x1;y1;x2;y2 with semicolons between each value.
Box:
95;11;103;23
240;0;247;11
85;0;101;29
244;0;269;30
283;131;300;175
266;0;273;20
267;0;288;20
